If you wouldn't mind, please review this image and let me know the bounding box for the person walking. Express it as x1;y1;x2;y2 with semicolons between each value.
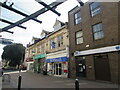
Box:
19;65;22;72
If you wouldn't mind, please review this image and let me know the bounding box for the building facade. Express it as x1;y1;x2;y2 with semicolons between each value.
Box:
68;2;120;83
46;20;69;77
27;20;69;77
24;47;34;72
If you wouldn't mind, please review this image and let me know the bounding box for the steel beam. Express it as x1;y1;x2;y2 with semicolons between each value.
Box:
0;29;14;34
1;1;66;32
36;1;61;16
1;2;42;23
1;19;26;29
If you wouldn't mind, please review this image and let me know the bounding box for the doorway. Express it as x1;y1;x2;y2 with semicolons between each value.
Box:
76;57;86;77
54;63;62;75
94;54;111;81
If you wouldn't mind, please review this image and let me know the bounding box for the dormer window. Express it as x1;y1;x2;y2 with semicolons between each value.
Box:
53;19;65;31
41;33;45;39
53;24;61;31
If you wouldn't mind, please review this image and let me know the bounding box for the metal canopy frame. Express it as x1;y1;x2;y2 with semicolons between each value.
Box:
0;0;67;34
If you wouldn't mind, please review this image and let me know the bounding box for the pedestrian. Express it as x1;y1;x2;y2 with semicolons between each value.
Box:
19;65;22;72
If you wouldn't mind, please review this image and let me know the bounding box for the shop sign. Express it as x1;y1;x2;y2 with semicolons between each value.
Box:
26;58;33;62
74;45;120;56
47;56;68;63
34;54;46;59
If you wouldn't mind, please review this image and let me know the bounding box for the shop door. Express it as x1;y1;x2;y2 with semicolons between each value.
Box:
94;55;111;81
56;64;58;75
55;63;62;75
59;63;62;75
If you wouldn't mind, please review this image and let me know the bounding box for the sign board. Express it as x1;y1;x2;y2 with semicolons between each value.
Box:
34;53;46;59
47;56;68;63
74;45;120;56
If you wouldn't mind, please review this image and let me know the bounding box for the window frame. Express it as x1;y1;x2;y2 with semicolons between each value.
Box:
92;22;104;40
37;45;40;53
57;35;63;47
90;2;101;17
41;44;45;53
75;30;84;45
50;39;56;49
74;11;82;25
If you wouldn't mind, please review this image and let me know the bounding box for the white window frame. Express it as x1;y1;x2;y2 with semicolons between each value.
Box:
90;2;100;17
76;31;83;44
74;11;82;24
92;23;104;40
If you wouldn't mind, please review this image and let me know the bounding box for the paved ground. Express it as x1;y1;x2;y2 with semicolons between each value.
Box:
0;77;2;90
2;71;120;90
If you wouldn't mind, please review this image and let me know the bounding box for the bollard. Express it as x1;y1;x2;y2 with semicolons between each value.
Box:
18;75;22;90
75;79;79;90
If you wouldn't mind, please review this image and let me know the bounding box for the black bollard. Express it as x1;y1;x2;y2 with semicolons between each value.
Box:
18;75;22;90
75;79;79;90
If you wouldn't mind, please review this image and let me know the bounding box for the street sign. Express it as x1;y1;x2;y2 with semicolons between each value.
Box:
0;38;13;45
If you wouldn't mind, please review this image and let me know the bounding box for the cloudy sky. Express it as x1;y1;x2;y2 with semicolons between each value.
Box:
0;0;88;60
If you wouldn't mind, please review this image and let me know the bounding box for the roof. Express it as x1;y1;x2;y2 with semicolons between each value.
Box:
53;19;65;28
40;29;51;35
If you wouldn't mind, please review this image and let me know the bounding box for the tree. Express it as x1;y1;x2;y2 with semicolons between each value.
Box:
1;43;25;67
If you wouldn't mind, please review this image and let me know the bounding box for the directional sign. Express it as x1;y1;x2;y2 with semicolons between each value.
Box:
0;38;13;45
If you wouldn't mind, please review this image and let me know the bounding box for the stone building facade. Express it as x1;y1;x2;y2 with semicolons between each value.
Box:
27;19;69;77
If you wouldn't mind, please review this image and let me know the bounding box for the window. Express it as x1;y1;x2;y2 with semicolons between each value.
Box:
74;11;82;24
57;35;63;47
50;39;56;49
41;44;45;53
32;49;35;53
76;31;83;44
37;45;40;53
92;23;104;40
90;2;100;17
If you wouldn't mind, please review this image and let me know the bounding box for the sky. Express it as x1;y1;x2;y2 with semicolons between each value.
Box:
0;0;88;61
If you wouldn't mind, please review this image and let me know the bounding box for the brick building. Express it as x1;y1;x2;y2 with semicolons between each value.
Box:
68;1;120;83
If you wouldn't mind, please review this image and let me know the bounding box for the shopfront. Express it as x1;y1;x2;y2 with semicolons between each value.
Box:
47;56;68;77
74;45;120;83
25;57;34;72
33;53;46;73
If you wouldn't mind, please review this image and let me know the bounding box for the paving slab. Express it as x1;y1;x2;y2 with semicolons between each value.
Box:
2;71;120;90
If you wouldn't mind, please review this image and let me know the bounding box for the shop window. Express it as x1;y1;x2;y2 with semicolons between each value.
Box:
76;31;83;44
90;2;100;17
92;23;104;40
74;11;82;24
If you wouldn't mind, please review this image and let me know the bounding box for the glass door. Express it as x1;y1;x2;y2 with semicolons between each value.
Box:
58;63;62;75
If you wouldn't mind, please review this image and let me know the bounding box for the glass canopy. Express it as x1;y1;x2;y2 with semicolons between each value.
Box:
0;0;66;33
